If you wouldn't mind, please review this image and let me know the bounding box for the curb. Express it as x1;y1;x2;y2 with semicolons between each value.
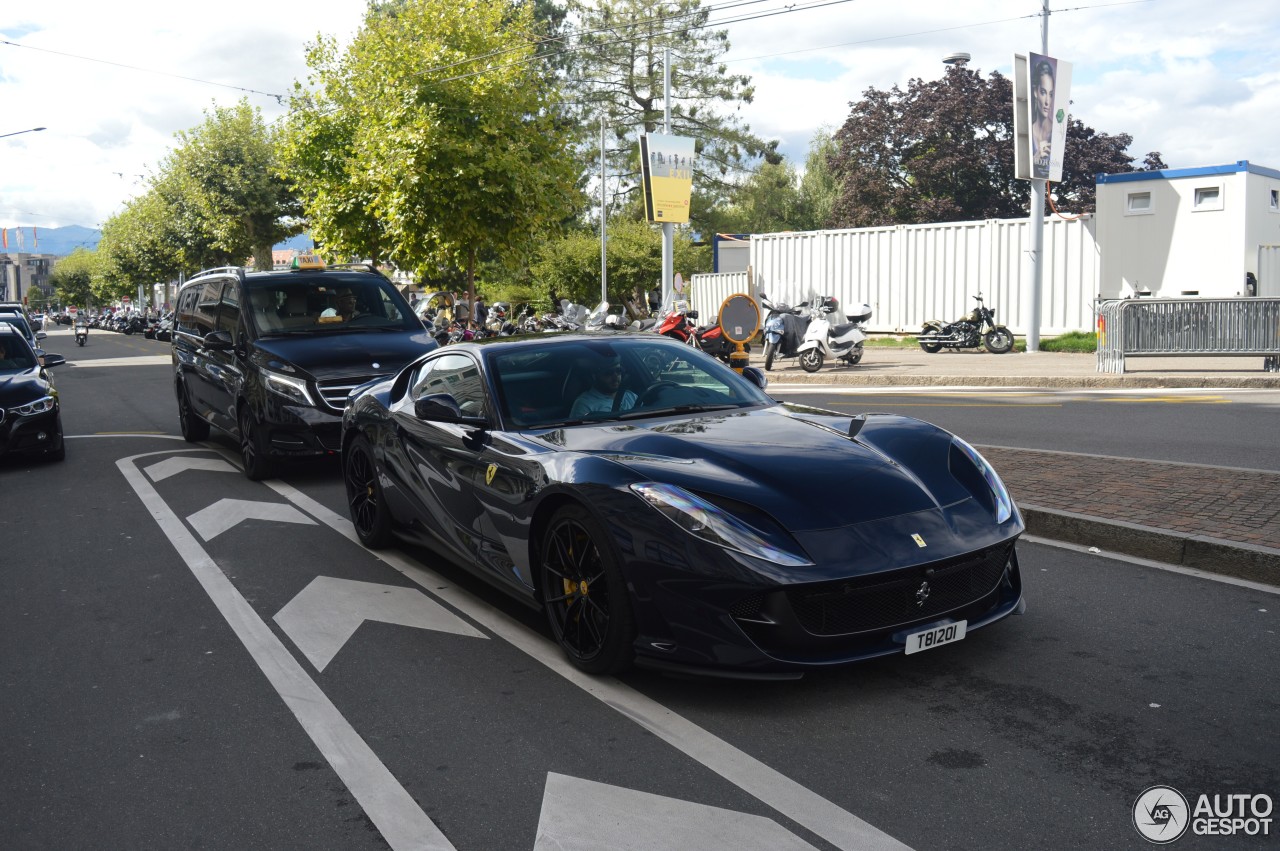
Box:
1020;504;1280;586
755;369;1280;390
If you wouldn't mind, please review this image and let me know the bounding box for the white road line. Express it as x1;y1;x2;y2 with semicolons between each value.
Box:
266;477;914;851
118;449;455;851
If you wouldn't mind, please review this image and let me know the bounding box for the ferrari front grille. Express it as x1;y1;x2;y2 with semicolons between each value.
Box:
786;542;1014;636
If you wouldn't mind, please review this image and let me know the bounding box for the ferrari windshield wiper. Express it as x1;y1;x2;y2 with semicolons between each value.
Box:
618;403;741;419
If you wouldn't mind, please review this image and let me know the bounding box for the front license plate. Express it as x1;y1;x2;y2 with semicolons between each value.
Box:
904;620;967;655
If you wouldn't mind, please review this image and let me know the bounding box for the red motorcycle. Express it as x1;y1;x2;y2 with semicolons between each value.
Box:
656;304;748;364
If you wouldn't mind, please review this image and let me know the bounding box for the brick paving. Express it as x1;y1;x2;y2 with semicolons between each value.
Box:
980;447;1280;550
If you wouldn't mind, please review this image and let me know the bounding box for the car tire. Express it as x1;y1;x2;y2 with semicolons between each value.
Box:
763;339;776;371
239;405;274;481
176;381;210;442
984;328;1014;354
46;417;66;462
538;504;635;675
344;435;393;549
799;349;824;373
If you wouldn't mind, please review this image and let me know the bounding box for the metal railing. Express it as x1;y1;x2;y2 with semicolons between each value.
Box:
1096;298;1280;373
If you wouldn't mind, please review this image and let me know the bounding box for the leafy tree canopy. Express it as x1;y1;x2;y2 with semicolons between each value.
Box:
48;247;101;308
560;0;776;231
828;66;1166;228
279;0;583;302
528;220;708;311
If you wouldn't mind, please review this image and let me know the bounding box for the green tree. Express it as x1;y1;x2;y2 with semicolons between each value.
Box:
48;247;100;308
168;100;303;271
529;220;708;310
96;187;189;304
280;0;582;305
560;0;775;231
828;66;1165;227
796;127;840;230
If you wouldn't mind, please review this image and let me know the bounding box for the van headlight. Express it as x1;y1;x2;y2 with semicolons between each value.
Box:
264;370;314;406
951;437;1014;524
630;482;813;566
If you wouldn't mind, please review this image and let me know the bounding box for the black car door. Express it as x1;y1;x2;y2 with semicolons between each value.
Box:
390;352;494;560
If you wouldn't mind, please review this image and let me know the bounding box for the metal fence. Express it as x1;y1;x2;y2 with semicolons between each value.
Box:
689;214;1101;336
1096;298;1280;373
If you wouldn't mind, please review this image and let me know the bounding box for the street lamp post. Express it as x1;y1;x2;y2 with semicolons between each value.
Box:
0;127;46;139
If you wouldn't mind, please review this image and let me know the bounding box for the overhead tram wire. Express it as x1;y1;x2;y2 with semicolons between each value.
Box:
0;39;286;103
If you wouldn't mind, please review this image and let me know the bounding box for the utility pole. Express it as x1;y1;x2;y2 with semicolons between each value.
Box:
600;115;608;306
661;47;674;307
1026;0;1050;353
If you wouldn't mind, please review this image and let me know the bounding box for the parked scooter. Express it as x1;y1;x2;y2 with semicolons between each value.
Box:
758;293;812;371
918;293;1014;354
74;321;89;347
795;296;872;373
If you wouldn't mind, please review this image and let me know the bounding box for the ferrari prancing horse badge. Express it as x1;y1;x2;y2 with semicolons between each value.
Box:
486;463;498;486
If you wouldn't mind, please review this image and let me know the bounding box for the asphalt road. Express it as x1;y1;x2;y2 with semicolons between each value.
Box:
2;328;1276;850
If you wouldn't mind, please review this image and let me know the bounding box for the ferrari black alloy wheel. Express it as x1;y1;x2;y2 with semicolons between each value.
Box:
239;406;273;481
539;505;635;675
177;381;210;442
345;436;393;548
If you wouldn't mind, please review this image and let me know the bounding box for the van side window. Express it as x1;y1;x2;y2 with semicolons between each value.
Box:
191;280;223;337
217;280;241;336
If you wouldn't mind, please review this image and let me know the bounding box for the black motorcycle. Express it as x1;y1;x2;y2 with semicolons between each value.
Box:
918;293;1014;354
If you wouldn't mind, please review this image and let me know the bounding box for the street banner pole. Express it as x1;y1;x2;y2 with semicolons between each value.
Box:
661;47;674;308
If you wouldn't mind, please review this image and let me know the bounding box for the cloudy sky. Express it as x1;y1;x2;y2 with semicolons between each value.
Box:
2;0;1278;232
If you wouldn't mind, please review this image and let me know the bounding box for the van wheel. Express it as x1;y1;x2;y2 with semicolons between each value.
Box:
239;406;274;481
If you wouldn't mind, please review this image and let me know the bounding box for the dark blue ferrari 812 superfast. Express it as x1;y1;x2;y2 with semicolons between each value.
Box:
341;333;1024;678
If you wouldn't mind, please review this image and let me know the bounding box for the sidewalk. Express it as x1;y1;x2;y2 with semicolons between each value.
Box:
753;346;1280;586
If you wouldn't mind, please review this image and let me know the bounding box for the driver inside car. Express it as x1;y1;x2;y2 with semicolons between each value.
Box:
570;356;637;418
320;287;365;321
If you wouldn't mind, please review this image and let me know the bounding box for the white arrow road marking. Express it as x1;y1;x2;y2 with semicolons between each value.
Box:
275;576;487;672
187;497;316;541
144;455;237;482
264;475;914;851
534;773;819;851
118;450;455;851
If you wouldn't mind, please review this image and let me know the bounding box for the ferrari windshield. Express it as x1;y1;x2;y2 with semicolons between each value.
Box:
488;337;771;429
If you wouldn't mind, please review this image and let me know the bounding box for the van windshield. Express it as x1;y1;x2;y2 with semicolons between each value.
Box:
244;277;417;336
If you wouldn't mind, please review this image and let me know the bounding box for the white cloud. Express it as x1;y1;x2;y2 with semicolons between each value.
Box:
3;0;1278;231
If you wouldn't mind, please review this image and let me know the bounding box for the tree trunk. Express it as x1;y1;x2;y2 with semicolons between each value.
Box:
253;244;274;272
466;250;476;326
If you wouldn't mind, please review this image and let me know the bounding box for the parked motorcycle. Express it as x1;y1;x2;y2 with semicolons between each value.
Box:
655;299;750;364
74;322;89;347
795;297;872;373
758;293;812;371
918;293;1014;354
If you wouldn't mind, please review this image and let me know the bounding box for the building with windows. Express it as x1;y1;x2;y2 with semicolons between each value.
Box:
1095;161;1280;298
0;252;56;307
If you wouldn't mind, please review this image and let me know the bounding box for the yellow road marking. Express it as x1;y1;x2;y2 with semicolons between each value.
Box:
1099;396;1232;404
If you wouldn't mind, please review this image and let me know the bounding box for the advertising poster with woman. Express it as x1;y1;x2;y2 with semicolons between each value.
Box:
1028;52;1073;182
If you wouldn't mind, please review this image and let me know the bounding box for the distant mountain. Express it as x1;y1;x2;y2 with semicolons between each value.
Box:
1;226;315;257
2;225;101;256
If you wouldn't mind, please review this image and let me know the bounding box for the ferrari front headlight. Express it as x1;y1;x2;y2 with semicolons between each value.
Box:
951;436;1014;524
630;482;813;567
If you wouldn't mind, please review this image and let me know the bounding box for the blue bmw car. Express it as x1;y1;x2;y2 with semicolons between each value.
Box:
341;333;1025;678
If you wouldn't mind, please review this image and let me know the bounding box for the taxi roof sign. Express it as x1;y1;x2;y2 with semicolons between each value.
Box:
292;253;326;270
